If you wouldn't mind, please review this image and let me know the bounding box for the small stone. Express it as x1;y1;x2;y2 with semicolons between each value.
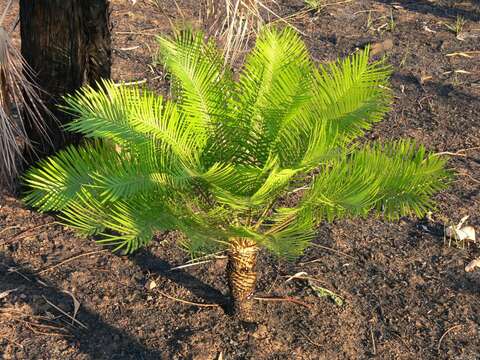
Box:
252;324;268;339
370;39;393;56
145;279;157;291
465;258;480;272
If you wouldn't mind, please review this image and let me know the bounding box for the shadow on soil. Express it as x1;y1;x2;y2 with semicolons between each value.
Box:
391;72;480;104
0;253;165;360
131;249;231;313
375;0;480;21
445;271;480;296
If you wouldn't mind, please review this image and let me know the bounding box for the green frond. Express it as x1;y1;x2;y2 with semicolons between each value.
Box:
64;80;204;169
312;47;392;142
302;157;381;221
228;207;318;259
171;198;243;257
176;217;230;258
361;140;451;219
274;48;391;169
262;225;316;260
276;115;341;169
302;140;450;222
249;164;300;204
260;209;317;259
95;195;178;253
63;80;158;148
232;27;315;165
203;164;263;196
156;29;231;128
205;157;300;210
22;143;111;211
93;165;189;204
58;188;109;236
131;99;204;168
23;140;171;211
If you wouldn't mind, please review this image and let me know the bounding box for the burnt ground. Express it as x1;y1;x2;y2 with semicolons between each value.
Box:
1;0;480;359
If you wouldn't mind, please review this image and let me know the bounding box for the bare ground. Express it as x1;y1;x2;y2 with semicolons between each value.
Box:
1;0;480;359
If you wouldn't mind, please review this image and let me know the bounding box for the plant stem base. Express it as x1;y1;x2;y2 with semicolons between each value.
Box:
227;238;258;321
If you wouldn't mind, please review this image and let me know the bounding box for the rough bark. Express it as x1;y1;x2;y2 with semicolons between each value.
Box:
19;0;111;153
227;238;259;320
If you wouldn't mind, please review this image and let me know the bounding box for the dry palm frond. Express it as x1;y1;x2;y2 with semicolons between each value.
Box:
202;0;266;66
0;25;51;190
201;0;303;66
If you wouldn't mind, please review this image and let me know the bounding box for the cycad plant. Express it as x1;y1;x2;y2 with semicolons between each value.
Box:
23;28;449;318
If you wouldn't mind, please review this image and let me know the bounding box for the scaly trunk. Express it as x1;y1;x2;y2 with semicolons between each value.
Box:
227;238;259;320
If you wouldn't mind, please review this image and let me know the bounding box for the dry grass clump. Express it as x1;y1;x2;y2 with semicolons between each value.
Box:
202;0;266;65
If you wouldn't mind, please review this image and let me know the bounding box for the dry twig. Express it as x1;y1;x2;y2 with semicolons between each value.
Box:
253;296;311;309
169;259;213;271
301;243;356;262
0;221;58;247
433;146;480;157
43;297;88;329
370;326;377;355
299;330;322;347
158;291;220;308
36;250;108;275
438;324;462;351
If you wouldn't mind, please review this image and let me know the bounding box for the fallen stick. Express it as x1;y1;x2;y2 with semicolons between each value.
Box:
43;297;88;329
0;222;58;247
36;250;108;275
438;324;462;351
158;291;220;308
433;146;480;157
253;296;311;309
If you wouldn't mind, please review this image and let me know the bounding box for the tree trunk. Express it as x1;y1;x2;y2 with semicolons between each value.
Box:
19;0;111;154
227;238;259;320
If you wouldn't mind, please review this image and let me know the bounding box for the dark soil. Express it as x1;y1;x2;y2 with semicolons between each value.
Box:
1;0;480;359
